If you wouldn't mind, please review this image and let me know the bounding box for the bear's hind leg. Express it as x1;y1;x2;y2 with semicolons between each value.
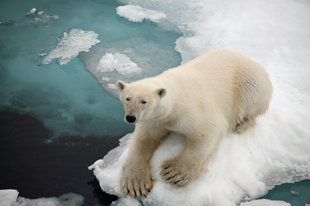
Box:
233;115;256;134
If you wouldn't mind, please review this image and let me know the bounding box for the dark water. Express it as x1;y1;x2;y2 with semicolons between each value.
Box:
0;111;121;205
1;111;310;206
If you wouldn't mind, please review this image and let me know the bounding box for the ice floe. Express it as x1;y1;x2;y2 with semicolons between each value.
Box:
116;5;166;23
240;199;291;206
42;29;100;65
0;189;83;206
97;53;142;75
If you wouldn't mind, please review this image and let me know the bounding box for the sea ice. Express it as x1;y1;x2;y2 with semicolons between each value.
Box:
0;189;83;206
240;199;291;206
97;53;142;75
42;29;100;65
0;190;19;206
116;5;166;23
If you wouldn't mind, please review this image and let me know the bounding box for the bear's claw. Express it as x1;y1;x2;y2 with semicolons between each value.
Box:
160;159;191;187
120;165;152;198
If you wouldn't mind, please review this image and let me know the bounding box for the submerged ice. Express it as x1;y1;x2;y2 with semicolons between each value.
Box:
97;53;142;76
89;0;310;205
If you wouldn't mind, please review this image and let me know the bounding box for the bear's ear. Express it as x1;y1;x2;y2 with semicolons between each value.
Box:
156;88;166;98
116;80;127;91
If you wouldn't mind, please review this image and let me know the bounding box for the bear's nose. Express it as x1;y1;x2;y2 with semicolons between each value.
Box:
125;115;136;123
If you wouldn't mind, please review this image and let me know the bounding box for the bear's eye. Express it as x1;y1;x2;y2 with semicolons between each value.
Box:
141;100;147;104
126;97;131;102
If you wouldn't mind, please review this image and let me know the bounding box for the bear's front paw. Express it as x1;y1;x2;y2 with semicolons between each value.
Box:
160;158;193;187
120;163;152;198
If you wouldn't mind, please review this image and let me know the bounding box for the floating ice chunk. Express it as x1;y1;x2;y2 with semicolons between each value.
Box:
116;5;166;23
26;8;59;23
27;8;37;15
89;83;310;206
97;53;142;75
0;8;59;26
43;29;100;65
0;190;19;206
240;199;291;206
289;189;299;196
0;189;83;206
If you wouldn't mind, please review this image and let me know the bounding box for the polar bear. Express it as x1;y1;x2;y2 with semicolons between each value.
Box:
116;49;272;198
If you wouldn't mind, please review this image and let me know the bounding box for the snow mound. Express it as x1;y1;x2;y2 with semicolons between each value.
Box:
116;5;167;23
42;29;100;65
89;82;310;205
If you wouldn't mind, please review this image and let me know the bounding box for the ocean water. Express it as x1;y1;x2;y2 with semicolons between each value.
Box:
1;0;309;205
0;0;181;138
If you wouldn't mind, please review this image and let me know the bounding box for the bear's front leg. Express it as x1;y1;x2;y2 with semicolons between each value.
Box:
161;133;220;187
120;157;152;198
120;127;165;198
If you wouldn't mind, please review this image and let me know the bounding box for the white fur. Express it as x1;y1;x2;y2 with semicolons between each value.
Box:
116;49;272;198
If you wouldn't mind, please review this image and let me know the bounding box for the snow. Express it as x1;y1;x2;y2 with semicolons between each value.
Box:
240;199;291;206
0;190;83;206
42;29;100;65
97;53;142;75
116;5;166;23
0;190;19;206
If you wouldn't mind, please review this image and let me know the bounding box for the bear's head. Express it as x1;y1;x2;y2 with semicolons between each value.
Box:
116;80;166;124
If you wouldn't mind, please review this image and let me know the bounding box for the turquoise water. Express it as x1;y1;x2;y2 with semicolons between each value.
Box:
262;180;310;206
0;0;309;205
0;0;181;137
